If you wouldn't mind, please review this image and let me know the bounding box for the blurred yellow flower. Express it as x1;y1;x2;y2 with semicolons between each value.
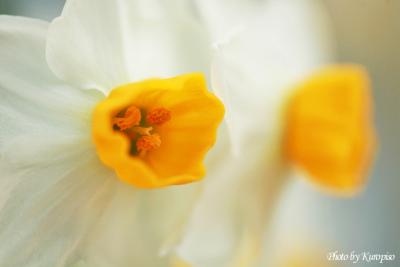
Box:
286;65;375;194
176;0;376;266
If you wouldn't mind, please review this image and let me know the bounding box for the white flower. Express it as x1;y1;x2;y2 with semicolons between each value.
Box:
0;0;375;267
176;0;375;266
0;1;225;266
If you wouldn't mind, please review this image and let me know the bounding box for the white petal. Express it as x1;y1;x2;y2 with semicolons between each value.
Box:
211;0;334;154
177;0;334;265
192;0;261;43
77;182;202;267
0;15;207;267
0;149;116;267
177;136;288;267
0;15;105;154
0;16;115;267
46;0;210;94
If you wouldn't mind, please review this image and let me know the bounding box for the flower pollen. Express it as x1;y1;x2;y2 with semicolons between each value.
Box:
112;105;169;157
113;105;141;131
136;134;162;156
146;107;171;125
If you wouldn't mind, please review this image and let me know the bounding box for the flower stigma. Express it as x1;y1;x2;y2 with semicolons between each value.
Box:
92;73;225;189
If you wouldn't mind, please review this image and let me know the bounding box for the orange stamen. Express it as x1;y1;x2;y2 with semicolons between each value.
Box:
146;108;171;125
113;105;141;131
136;134;161;156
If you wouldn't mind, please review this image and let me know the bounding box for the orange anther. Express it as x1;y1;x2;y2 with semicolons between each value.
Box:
113;105;141;131
136;134;161;154
146;108;171;125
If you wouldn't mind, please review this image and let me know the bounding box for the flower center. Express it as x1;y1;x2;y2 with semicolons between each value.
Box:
113;106;171;157
92;73;224;188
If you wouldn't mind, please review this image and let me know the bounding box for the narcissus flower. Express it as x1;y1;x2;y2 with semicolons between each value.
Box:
177;0;375;266
92;74;223;188
0;0;376;267
285;65;375;193
0;0;224;266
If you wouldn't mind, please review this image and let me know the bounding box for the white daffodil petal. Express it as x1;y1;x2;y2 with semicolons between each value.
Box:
177;0;333;266
78;183;201;267
192;0;261;44
0;15;105;150
0;16;116;267
177;134;288;267
0;150;116;267
212;0;333;154
46;0;210;94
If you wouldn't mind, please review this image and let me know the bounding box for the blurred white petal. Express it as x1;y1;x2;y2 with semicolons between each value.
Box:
192;0;261;44
46;0;210;94
177;134;288;267
212;0;334;154
177;0;334;265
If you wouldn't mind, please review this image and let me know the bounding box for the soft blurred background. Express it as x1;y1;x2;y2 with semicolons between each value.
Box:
268;2;400;267
0;0;399;266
